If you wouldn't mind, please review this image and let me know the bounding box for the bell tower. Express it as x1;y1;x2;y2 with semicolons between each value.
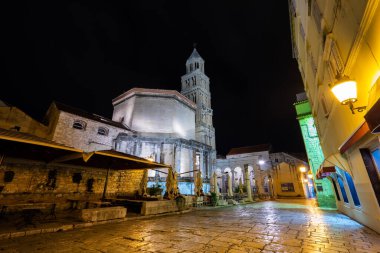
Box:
181;48;216;150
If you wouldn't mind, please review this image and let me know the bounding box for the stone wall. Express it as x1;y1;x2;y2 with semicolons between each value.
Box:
112;94;195;140
0;159;144;210
52;110;129;152
0;106;48;138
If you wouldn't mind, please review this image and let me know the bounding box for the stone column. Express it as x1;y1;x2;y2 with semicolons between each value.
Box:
244;164;253;202
227;172;233;197
189;149;194;177
174;144;181;173
254;164;263;195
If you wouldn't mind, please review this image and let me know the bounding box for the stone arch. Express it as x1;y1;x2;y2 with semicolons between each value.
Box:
224;167;231;175
234;167;243;187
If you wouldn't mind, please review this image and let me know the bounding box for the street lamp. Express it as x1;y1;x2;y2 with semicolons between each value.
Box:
330;75;366;114
299;166;306;173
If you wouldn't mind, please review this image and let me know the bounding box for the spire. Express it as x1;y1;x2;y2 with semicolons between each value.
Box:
187;48;203;61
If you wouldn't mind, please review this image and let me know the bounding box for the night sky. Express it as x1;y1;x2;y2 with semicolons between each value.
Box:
3;1;305;156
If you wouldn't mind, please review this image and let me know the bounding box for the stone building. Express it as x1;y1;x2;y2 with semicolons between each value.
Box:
294;92;336;208
0;100;48;138
111;87;215;194
289;0;380;232
215;144;309;198
1;48;217;196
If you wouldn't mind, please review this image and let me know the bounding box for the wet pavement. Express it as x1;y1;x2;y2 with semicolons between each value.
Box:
0;199;379;253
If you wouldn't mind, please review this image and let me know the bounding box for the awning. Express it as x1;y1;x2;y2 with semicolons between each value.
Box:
51;150;170;170
339;122;370;154
0;128;82;163
315;153;351;179
0;128;171;170
316;166;336;179
364;97;380;134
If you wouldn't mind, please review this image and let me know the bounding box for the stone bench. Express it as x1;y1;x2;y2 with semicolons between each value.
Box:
80;206;127;222
141;198;191;215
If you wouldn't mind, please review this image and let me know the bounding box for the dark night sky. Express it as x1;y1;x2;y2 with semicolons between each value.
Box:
2;1;305;156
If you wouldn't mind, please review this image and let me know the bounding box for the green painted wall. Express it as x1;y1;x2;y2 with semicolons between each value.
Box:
294;100;337;209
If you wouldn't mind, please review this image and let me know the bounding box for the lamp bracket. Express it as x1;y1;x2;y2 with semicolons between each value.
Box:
347;101;367;114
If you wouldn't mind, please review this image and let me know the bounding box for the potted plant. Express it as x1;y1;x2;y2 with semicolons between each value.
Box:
148;183;162;196
210;192;218;206
175;195;186;211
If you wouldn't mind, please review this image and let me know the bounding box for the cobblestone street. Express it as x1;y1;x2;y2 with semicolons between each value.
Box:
0;199;379;253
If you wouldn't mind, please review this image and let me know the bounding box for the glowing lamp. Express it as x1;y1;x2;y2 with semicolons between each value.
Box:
331;76;366;114
258;160;265;165
307;174;313;179
299;166;306;173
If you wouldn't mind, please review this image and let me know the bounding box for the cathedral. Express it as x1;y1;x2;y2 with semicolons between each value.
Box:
112;48;216;193
0;48;217;195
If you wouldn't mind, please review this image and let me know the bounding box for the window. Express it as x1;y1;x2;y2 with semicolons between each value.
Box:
371;148;380;175
281;183;295;192
312;0;322;33
344;171;361;207
331;178;341;201
97;127;109;136
337;175;349;203
360;148;380;206
73;120;86;130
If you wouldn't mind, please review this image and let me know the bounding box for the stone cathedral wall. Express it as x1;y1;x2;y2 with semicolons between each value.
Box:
113;95;195;140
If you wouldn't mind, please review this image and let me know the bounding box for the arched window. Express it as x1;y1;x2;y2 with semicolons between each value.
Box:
72;120;86;130
97;127;109;136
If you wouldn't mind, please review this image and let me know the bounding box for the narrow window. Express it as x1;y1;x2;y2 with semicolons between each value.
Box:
337;176;349;203
86;178;94;192
97;127;109;136
331;178;341;201
360;148;380;205
344;171;361;206
73;120;86;130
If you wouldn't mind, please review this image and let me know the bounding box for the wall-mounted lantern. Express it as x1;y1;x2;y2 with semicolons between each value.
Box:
330;76;366;114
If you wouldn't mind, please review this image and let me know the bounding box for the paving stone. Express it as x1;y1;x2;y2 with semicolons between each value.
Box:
0;200;379;253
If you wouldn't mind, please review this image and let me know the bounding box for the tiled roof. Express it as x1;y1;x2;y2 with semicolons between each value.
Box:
227;144;272;156
54;102;132;131
112;88;196;110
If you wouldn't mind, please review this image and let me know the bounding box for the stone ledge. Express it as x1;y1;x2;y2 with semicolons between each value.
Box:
80;206;127;222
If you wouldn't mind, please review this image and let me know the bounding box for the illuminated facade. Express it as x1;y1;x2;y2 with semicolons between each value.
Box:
294;93;336;208
216;145;309;199
110;49;216;194
289;0;380;232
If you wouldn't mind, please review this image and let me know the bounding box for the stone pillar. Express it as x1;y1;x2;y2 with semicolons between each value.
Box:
254;164;263;195
244;164;253;202
189;149;194;177
174;144;181;173
159;143;165;164
227;172;233;197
